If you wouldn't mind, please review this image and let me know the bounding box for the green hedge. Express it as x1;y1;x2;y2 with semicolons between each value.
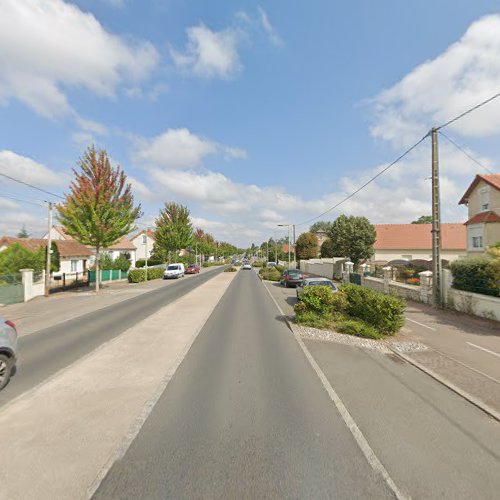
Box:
135;258;164;268
259;267;281;281
252;261;264;268
225;266;238;272
450;257;500;297
128;268;164;283
340;284;405;335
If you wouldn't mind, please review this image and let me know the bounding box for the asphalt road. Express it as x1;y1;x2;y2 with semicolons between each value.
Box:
93;269;392;499
0;266;225;406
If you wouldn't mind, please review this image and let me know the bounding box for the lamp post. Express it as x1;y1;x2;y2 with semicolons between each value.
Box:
277;224;291;269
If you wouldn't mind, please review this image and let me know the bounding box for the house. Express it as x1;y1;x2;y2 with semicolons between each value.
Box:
0;237;92;275
371;223;467;264
459;174;500;254
43;226;137;267
130;229;155;260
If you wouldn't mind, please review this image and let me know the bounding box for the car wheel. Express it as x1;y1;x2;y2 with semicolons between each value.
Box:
0;354;13;391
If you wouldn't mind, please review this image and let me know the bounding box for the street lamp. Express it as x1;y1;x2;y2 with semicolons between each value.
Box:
277;224;291;269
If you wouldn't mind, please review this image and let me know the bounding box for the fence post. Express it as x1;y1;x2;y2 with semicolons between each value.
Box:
442;269;453;307
383;266;392;294
419;271;433;304
344;261;354;284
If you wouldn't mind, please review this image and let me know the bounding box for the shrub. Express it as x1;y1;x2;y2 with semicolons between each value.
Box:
331;290;349;313
294;310;335;329
252;261;264;268
450;257;500;297
225;266;237;272
340;284;405;335
112;254;131;272
336;319;382;339
135;258;163;268
128;268;164;283
299;286;335;314
259;268;281;281
275;264;285;274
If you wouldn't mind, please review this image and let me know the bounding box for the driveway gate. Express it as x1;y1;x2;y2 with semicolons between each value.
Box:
0;274;23;305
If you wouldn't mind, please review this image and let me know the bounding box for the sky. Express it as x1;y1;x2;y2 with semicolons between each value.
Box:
1;0;500;247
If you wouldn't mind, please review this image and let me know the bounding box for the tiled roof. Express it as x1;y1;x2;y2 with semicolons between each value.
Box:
459;174;500;204
374;223;466;250
106;235;136;251
131;229;155;241
465;211;500;225
0;237;92;257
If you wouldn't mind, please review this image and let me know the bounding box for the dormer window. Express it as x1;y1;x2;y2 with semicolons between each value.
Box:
479;186;490;211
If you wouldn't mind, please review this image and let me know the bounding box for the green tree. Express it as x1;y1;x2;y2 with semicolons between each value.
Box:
328;215;376;268
153;202;193;262
48;241;60;273
310;221;333;233
295;232;319;260
17;226;29;238
320;238;335;258
0;244;44;274
56;146;141;292
411;215;432;224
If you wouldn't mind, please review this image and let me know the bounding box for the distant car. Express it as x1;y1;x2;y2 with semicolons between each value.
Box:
185;264;200;274
266;262;276;267
242;263;252;270
0;316;18;391
280;269;304;288
296;277;338;299
163;263;185;279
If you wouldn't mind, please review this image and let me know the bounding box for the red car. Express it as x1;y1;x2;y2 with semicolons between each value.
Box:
185;264;201;274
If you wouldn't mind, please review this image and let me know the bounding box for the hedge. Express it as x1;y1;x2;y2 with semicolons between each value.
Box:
225;266;238;272
135;258;164;268
259;267;281;281
128;268;164;283
450;257;500;297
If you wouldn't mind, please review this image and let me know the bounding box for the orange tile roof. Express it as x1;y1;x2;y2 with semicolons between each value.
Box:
459;174;500;205
0;237;92;257
465;211;500;225
374;223;466;250
131;229;155;240
52;226;136;251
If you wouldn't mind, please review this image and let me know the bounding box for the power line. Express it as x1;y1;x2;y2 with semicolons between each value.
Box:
0;167;65;200
438;131;494;175
437;90;500;130
0;192;46;208
295;134;429;227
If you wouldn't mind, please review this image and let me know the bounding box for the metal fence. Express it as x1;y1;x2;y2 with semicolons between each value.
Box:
0;273;23;305
88;269;128;283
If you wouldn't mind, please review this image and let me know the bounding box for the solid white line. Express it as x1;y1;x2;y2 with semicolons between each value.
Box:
406;317;436;331
262;281;409;500
466;342;500;359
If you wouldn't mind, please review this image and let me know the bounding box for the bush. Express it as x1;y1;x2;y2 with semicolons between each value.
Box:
274;264;285;274
340;284;405;335
128;267;164;283
112;255;131;272
299;286;335;314
252;261;264;268
450;257;500;297
294;310;335;329
136;258;163;268
259;267;281;281
335;319;382;339
331;290;349;313
225;266;237;272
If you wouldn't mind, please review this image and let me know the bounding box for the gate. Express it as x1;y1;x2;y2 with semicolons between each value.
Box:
0;273;23;305
349;273;362;285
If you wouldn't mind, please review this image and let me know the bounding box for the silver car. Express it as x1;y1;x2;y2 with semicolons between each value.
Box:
0;315;18;391
296;277;338;299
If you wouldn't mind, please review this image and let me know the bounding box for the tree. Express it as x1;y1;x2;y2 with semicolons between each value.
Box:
295;232;319;260
57;146;141;292
17;226;29;238
328;215;376;268
411;215;432;224
310;221;333;233
0;244;45;274
47;241;60;273
320;238;335;258
153;202;193;262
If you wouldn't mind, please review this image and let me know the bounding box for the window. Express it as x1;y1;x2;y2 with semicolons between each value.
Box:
472;236;483;248
71;260;78;272
468;225;484;251
142;234;147;244
479;186;490;211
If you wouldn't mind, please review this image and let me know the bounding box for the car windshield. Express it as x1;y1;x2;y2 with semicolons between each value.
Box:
288;270;301;276
167;265;179;270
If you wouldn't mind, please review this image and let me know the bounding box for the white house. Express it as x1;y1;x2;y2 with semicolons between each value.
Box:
130;229;155;260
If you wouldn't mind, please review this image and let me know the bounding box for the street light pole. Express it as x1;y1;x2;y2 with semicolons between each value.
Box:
277;224;291;269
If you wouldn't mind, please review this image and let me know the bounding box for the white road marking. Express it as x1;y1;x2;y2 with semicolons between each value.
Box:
466;342;500;359
262;282;409;500
406;317;436;331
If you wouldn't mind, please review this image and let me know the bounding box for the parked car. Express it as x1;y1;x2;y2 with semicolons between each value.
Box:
280;269;304;288
242;263;252;270
163;263;185;279
0;316;18;391
185;264;200;274
296;277;338;299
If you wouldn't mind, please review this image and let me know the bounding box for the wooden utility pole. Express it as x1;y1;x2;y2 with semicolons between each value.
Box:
431;128;442;307
44;202;52;297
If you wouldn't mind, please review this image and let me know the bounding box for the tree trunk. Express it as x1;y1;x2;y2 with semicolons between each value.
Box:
95;247;100;293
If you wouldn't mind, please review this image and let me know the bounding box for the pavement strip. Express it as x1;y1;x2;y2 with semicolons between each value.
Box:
261;279;409;500
0;271;236;500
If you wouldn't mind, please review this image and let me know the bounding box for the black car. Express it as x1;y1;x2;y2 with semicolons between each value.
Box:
280;269;304;288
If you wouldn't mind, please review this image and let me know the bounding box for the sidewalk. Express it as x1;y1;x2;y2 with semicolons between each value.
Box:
2;267;218;335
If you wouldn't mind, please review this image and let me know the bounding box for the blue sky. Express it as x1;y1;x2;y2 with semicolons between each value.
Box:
1;0;500;246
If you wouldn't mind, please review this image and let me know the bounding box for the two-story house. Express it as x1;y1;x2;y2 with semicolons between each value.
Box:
130;229;155;261
459;174;500;254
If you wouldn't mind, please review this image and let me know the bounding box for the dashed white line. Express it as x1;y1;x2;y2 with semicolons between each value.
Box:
466;342;500;359
406;317;436;331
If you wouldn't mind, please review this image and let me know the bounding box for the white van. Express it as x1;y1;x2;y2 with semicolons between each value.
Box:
163;263;185;279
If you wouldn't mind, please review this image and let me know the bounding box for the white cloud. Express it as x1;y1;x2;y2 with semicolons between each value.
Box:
371;14;500;144
133;128;247;169
0;150;64;186
0;0;159;118
257;6;283;47
75;116;109;136
170;24;242;79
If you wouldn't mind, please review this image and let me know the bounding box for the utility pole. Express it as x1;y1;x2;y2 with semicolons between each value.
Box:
431;128;442;307
44;202;52;297
288;225;291;269
275;241;277;263
293;224;296;266
144;231;148;281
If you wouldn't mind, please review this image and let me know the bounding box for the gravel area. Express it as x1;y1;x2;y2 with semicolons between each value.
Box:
292;323;428;354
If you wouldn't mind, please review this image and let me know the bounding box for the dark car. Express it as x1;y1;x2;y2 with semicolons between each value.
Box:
185;264;200;274
280;269;304;288
296;277;338;299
